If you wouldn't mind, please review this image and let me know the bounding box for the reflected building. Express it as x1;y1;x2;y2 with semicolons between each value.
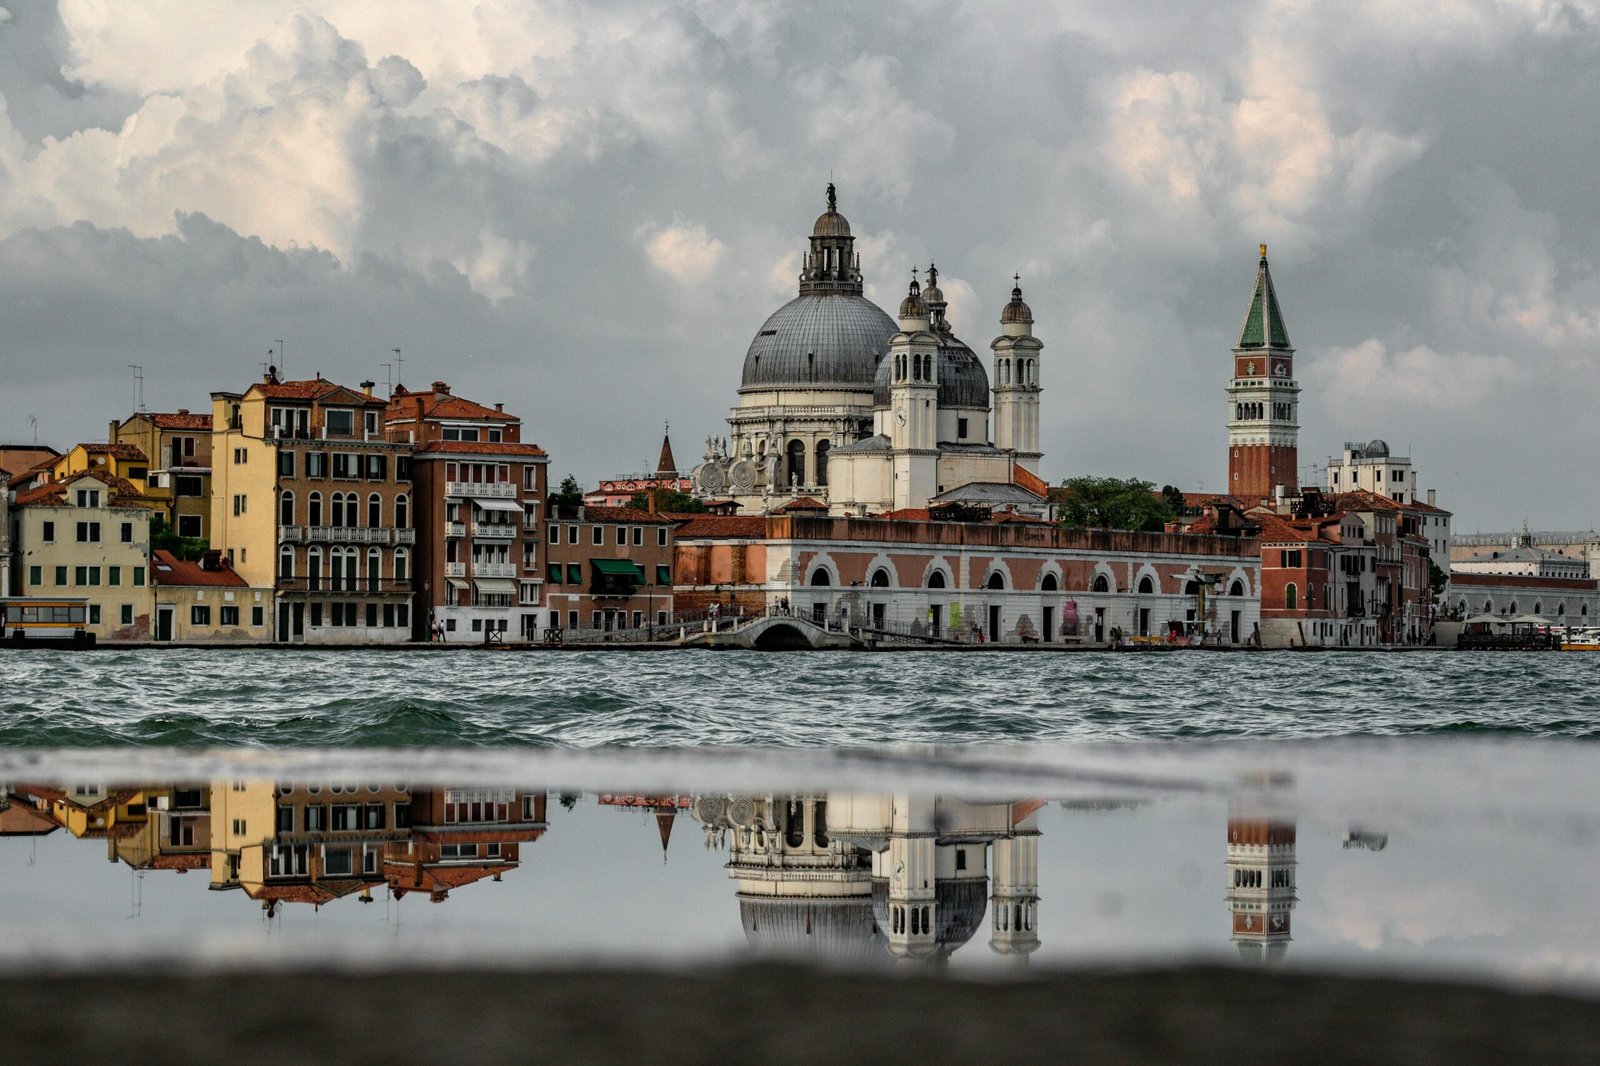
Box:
385;788;547;902
692;791;1042;965
595;794;690;859
1225;809;1297;962
108;784;211;873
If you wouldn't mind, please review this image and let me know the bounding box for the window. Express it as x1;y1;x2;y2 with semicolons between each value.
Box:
28;565;41;586
76;521;101;543
365;410;380;437
957;417;969;438
88;605;100;625
325;409;354;436
1285;583;1298;610
592;525;603;545
325;846;354;876
120;523;133;543
332;453;357;479
252;606;264;627
175;475;203;497
233;447;248;464
121;604;133;625
366;454;387;481
303;805;327;832
657;527;667;547
232;494;247;516
54;565;67;586
42;521;55;543
133;566;145;587
547;564;562;584
306;452;327;479
368;493;382;527
278;450;295;477
192;605;211;625
395;494;409;528
280;491;295;526
177;515;202;537
1281;549;1302;568
632;526;643;547
394;548;409;582
395;456;411;481
76;488;100;508
220;606;239;626
108;566;121;586
331;805;358;831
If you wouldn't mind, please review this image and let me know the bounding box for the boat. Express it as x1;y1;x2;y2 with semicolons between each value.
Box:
1560;626;1600;651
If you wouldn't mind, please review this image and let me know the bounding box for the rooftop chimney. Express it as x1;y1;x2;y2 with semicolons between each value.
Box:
1427;489;1437;507
494;402;504;412
432;380;450;395
360;380;375;396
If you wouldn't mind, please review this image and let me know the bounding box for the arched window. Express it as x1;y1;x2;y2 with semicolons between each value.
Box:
1557;603;1566;618
870;568;891;588
1138;575;1154;594
1534;601;1542;615
395;494;409;528
368;493;382;528
307;547;323;589
1092;574;1109;593
786;439;805;487
278;545;295;580
812;800;829;848
1185;580;1201;595
815;440;830;487
330;492;346;528
308;491;323;527
809;567;832;587
1285;583;1297;610
1483;600;1493;614
986;572;1005;590
1584;605;1590;618
1229;579;1245;597
784;799;805;849
927;570;946;589
394;548;409;583
280;490;295;526
1041;572;1058;592
367;547;382;591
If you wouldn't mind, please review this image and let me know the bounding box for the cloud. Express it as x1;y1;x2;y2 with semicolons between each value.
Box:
1309;339;1518;411
638;219;726;285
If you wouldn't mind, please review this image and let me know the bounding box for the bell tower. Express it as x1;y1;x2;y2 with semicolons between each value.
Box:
889;272;940;509
991;277;1042;471
988;808;1041;960
1226;811;1297;963
1227;246;1299;503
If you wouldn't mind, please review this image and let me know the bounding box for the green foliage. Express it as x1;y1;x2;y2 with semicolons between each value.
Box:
1056;476;1175;532
1160;484;1186;514
149;514;209;560
548;475;584;515
628;489;705;513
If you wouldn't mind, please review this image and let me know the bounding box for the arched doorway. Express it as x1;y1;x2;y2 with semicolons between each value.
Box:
868;567;890;629
808;565;831;625
1040;572;1059;641
815;440;830;486
786;439;806;488
986;572;1005;642
927;570;947;635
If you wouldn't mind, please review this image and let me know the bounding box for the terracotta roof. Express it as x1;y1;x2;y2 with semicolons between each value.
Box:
772;497;828;513
387;861;509;898
1013;464;1050;498
151;412;212;431
582;505;662;523
876;508;933;522
1448;572;1599;591
673;515;768;538
150;853;211;871
1254;511;1340;545
151;550;250;588
253;378;385;406
80;442;149;461
14;470;143;507
413;440;547;458
387;387;517;423
989;511;1049;524
0;445;61;478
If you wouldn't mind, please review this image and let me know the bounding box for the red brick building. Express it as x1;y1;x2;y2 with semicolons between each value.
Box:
544;505;676;635
386;381;548;642
1226;246;1300;504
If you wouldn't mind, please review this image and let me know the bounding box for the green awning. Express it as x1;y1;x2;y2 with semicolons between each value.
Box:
656;565;672;585
565;563;583;584
591;558;646;580
546;564;562;584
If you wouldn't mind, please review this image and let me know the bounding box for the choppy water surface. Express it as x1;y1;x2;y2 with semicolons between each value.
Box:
0;648;1596;747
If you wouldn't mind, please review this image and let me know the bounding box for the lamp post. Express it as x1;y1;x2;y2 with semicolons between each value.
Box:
647;579;653;641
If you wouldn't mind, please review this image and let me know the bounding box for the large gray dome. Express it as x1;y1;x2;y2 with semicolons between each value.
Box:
739;896;885;960
740;294;896;393
873;333;991;409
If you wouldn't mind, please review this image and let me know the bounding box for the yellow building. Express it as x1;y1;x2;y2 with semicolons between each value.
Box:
48;438;153;490
150;549;272;642
114;411;214;543
11;470;153;640
108;784;212;872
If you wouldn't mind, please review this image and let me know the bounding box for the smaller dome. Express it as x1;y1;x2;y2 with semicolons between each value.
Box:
899;276;927;320
1000;281;1033;325
813;210;851;238
1364;439;1390;458
923;263;945;305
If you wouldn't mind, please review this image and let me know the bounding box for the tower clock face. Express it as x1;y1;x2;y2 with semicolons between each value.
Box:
895;402;907;427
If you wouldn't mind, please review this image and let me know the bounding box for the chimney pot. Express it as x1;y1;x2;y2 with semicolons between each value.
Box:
495;402;504;412
432;380;450;395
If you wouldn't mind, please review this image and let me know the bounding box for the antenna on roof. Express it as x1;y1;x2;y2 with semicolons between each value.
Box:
126;364;145;412
381;362;393;396
392;348;404;387
28;414;38;446
274;340;285;376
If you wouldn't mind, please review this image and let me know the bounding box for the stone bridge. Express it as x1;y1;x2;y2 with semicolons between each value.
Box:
684;614;861;650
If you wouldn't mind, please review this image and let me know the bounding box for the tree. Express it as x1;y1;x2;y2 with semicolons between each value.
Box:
149;514;209;560
548;475;584;516
1056;476;1175;532
628;489;705;513
1160;484;1186;515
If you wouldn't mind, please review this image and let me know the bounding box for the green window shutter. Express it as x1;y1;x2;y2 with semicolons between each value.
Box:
29;566;42;586
656;565;672;585
133;566;146;587
546;564;562;584
566;563;583;584
108;566;121;587
54;566;67;586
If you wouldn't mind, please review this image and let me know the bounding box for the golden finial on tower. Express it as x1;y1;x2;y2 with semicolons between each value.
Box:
1259;243;1268;259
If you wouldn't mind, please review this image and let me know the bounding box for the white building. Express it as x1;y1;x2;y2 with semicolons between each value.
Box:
1325;440;1451;570
692;185;1048;517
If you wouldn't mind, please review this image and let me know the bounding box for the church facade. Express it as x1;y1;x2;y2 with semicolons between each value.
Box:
691;186;1046;517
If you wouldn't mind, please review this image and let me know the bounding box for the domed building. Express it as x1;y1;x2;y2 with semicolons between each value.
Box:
693;185;1048;516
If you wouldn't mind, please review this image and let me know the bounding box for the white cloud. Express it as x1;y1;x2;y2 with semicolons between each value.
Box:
1308;339;1518;411
639;219;726;284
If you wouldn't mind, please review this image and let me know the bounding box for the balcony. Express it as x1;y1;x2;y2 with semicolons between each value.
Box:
300;526;404;544
474;563;517;578
472;523;517;540
279;525;304;543
447;481;515;499
277;577;412;594
445;522;466;539
394;528;415;545
445;563;466;578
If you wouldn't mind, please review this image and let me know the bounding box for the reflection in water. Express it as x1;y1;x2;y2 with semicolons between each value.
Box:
4;781;546;916
1;778;1342;970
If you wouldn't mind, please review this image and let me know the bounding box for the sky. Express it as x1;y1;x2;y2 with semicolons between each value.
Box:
1;0;1598;531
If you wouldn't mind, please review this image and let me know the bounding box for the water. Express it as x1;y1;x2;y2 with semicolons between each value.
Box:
2;648;1597;747
3;648;1599;990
